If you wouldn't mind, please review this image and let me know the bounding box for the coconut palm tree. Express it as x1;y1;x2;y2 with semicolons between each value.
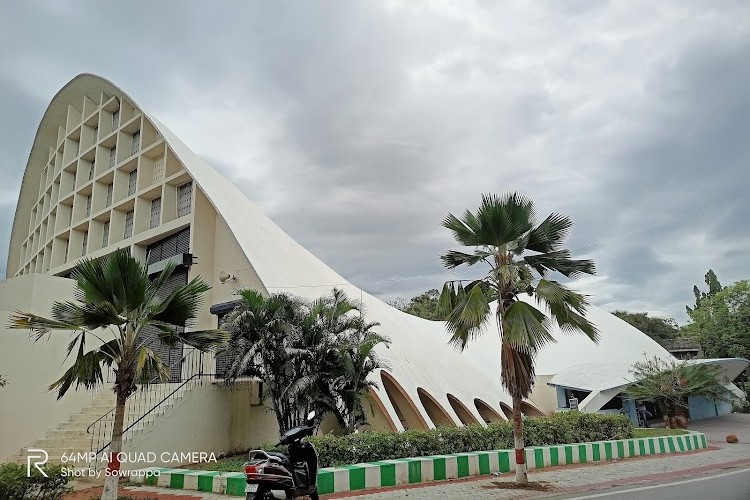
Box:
9;249;227;500
438;192;599;485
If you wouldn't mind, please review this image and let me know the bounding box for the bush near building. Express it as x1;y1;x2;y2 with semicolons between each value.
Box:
194;412;633;471
0;463;70;500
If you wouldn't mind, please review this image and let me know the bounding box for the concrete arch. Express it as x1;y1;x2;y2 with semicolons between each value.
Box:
446;393;481;426
417;388;457;428
521;401;545;417
381;371;429;430
474;398;505;423
499;401;513;420
363;387;398;432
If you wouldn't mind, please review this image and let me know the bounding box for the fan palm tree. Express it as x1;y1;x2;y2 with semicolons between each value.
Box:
438;192;599;485
9;249;227;500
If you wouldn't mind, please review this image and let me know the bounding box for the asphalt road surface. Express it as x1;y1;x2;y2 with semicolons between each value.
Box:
556;466;750;500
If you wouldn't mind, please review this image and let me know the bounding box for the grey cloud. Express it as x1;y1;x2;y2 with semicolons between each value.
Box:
1;0;749;323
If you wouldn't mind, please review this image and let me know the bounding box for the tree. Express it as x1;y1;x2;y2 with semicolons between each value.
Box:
683;277;750;362
389;289;442;320
611;311;679;341
9;249;227;500
221;288;388;434
220;290;303;432
626;355;728;428
437;193;599;485
686;269;723;314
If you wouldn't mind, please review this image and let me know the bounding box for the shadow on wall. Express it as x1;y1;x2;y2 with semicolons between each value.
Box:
417;388;456;428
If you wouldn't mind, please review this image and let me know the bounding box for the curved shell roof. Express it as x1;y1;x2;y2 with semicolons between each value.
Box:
10;74;686;431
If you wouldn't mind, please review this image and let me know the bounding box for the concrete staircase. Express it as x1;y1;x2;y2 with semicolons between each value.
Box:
13;383;194;466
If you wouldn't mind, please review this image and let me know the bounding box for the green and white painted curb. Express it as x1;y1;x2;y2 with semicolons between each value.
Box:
131;432;707;496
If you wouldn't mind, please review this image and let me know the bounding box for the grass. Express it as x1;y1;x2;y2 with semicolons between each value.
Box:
633;428;689;438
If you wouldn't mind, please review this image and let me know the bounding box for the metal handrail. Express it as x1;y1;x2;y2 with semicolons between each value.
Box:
93;371;214;456
87;348;207;459
85;349;197;436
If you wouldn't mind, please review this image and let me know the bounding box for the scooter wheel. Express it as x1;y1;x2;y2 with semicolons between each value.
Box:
308;491;320;500
248;487;273;500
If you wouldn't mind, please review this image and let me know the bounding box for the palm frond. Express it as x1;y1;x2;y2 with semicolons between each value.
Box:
523;250;596;278
500;342;535;398
525;213;572;254
445;281;491;351
501;300;554;352
134;346;171;384
440;250;490;269
151;275;211;327
534;279;600;342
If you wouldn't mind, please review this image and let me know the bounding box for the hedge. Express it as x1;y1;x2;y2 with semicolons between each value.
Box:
0;463;70;500
307;412;634;467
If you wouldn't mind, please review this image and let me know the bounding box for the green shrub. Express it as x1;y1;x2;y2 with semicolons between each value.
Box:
0;463;71;500
308;412;633;467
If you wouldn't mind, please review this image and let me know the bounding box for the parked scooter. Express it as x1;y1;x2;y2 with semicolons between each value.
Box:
244;411;319;500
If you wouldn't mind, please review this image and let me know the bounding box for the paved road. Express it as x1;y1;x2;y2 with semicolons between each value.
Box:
555;466;750;500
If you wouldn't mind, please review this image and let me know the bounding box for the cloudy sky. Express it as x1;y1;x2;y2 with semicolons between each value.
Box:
1;1;748;323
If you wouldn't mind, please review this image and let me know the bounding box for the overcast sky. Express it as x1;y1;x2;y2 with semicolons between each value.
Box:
1;1;748;323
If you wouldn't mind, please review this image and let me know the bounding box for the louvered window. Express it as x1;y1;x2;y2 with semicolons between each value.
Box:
72;172;77;190
124;210;134;239
128;170;137;196
112;109;119;130
150;197;161;228
82;231;88;254
109;147;116;168
106;183;113;207
93;126;98;144
72;140;79;158
85;195;92;217
102;220;110;247
152;156;165;183
64;240;69;262
131;131;140;156
177;182;192;217
147;228;190;264
88;163;94;181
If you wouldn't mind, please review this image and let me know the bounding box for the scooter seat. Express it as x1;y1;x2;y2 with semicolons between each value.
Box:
266;452;292;469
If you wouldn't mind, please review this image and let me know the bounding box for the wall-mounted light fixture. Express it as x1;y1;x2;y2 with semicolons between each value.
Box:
218;271;237;283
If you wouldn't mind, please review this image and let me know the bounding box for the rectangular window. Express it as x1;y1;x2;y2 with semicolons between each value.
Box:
106;183;113;207
86;195;92;217
82;231;88;255
93;126;98;144
128;170;137;196
73;140;79;158
112;109;119;130
131;131;140;156
124;210;134;239
177;182;193;217
88;163;94;181
102;220;110;247
109;147;116;168
64;239;69;262
72;172;77;190
150;197;161;228
152;156;165;183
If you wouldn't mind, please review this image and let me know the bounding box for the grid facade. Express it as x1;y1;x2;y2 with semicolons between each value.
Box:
16;92;196;277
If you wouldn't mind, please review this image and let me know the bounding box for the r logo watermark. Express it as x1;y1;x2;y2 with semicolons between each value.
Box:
27;449;48;477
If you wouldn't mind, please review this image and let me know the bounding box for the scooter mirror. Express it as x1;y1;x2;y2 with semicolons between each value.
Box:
307;411;316;422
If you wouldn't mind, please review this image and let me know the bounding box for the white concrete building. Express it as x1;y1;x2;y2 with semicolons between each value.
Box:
1;74;746;467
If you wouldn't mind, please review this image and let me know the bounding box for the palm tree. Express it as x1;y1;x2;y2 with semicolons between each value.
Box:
220;289;302;432
9;249;227;500
438;192;599;485
328;323;389;433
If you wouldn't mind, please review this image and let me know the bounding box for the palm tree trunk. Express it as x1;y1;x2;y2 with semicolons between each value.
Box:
101;392;126;500
512;395;528;485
